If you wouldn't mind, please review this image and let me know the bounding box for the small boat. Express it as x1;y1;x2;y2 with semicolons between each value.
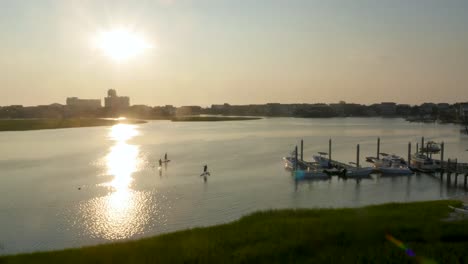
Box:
284;152;329;179
449;205;468;214
200;171;210;177
421;141;441;153
312;152;332;168
283;156;297;170
294;168;329;180
344;166;374;178
369;154;413;175
410;153;440;173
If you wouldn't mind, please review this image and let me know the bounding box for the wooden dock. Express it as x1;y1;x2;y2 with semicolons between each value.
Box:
438;159;468;174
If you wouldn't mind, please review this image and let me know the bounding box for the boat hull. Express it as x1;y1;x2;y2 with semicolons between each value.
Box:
294;169;329;180
344;167;374;177
378;167;413;175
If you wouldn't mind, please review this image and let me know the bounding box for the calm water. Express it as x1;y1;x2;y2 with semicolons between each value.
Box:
1;117;467;255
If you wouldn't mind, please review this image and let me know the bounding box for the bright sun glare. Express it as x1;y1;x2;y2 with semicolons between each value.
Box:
94;28;152;62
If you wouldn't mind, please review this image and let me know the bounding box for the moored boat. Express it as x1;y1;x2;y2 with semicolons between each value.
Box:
421;141;441;153
409;153;440;173
369;154;413;175
294;168;329;180
449;205;468;215
344;167;374;178
283;156;297;170
312;152;332;168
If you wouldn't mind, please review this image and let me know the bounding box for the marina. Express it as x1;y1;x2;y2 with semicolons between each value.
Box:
284;136;468;189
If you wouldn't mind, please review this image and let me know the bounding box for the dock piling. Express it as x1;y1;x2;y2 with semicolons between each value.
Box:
407;142;411;165
421;137;424;153
300;139;304;161
416;143;419;154
294;145;298;171
377;137;380;159
440;142;445;170
356;144;360;168
329;139;332;161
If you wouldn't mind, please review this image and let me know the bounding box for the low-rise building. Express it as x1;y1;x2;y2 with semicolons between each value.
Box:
420;103;436;115
176;106;202;116
437;103;450;112
396;104;411;116
378;102;397;116
66;97;101;110
104;89;130;110
459;103;468;121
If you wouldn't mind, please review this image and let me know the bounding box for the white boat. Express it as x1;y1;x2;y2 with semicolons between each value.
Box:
283;156;297;170
370;154;413;175
410;153;440;172
422;141;441;153
312;152;331;168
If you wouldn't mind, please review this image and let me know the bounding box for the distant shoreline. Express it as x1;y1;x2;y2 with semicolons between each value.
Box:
170;116;262;122
0;118;147;132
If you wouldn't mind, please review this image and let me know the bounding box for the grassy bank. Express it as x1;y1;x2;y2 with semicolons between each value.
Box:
2;200;468;263
171;116;261;122
0;118;146;131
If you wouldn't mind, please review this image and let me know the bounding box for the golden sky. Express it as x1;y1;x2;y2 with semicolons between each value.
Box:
1;0;467;106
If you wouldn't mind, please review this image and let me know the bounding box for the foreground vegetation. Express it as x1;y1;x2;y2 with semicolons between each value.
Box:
2;200;468;263
0;118;146;131
171;116;261;122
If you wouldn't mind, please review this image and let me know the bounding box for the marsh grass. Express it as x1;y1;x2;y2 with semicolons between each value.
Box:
0;119;146;131
2;200;468;263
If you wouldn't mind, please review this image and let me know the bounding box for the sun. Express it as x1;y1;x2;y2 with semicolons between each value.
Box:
93;28;152;62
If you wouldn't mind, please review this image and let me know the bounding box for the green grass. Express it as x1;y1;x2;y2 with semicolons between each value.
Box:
171;116;261;122
0;119;146;131
1;200;468;263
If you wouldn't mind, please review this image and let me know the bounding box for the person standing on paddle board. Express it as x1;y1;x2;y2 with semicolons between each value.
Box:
159;159;162;167
164;153;168;161
203;164;208;173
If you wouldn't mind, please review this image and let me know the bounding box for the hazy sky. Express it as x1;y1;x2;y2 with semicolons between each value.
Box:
1;0;468;106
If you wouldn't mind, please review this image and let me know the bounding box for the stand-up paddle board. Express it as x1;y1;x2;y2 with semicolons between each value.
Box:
163;160;171;163
200;171;210;177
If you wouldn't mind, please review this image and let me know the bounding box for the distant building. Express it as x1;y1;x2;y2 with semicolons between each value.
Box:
459;103;468;121
396;104;411;116
176;106;202;116
211;103;230;110
437;103;450;112
420;103;436;114
104;89;130;110
330;103;345;116
378;102;397;116
66;97;101;110
164;105;176;116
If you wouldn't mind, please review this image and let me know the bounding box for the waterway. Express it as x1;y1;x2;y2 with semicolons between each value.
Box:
0;117;467;254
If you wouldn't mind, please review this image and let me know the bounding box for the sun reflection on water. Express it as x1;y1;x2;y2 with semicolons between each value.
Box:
81;124;152;240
